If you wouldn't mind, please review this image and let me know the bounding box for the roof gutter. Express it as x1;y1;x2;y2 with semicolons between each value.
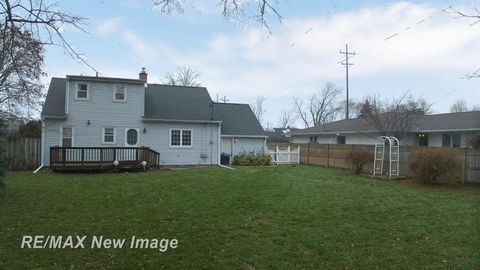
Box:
221;134;269;138
142;118;222;124
291;130;378;136
41;115;68;120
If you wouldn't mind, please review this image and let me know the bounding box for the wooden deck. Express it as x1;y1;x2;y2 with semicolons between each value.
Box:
50;147;160;172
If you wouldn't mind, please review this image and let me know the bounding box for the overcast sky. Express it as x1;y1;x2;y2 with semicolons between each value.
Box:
44;0;480;127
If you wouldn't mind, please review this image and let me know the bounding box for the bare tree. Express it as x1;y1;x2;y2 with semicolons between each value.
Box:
1;0;89;69
250;96;266;124
357;93;431;140
471;104;480;111
444;5;480;79
277;109;296;128
162;66;201;87
0;0;88;116
293;82;342;128
152;0;282;32
450;99;469;113
0;25;44;115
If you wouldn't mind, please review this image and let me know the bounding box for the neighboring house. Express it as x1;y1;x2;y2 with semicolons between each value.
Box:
291;111;480;147
40;70;266;167
266;128;296;143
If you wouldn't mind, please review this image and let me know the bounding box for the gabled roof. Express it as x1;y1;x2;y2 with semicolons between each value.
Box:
144;84;213;121
212;103;265;136
415;111;480;131
291;111;480;135
41;77;265;136
41;77;66;118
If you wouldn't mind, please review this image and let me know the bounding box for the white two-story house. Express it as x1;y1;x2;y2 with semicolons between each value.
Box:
40;69;266;169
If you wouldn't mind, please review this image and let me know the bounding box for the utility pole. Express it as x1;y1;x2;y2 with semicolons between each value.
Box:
339;44;357;119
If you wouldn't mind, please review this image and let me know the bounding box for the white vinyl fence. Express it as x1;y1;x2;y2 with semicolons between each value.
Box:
268;145;300;165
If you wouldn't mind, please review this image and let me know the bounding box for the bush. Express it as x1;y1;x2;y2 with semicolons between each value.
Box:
348;147;373;174
409;148;462;185
233;152;272;166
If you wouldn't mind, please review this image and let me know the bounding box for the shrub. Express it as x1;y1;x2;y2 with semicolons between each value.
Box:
409;147;462;185
233;152;271;166
348;147;373;174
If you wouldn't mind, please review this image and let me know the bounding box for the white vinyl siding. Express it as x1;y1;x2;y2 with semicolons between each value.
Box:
102;127;116;144
170;129;193;148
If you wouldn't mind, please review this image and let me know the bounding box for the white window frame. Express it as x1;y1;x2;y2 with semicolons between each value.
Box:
59;126;74;147
112;84;127;102
102;127;116;144
75;82;90;100
169;128;193;148
125;128;140;147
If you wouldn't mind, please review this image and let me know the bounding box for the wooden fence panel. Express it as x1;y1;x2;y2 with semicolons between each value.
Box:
2;138;41;170
268;143;480;184
465;149;480;184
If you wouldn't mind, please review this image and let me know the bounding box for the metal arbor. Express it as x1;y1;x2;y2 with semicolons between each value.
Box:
373;136;400;178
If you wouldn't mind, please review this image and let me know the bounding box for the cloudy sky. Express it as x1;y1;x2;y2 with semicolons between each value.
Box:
45;0;480;127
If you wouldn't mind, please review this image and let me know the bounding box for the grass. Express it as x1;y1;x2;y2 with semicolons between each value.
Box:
0;165;479;269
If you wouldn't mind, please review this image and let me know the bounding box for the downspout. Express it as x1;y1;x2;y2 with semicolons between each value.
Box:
217;122;221;166
34;118;46;173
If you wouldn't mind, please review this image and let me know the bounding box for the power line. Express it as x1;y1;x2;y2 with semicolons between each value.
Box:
339;44;357;120
289;1;341;48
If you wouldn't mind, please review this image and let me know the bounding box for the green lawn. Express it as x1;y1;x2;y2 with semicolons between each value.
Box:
0;166;479;269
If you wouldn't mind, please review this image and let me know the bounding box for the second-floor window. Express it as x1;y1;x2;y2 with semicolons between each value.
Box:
76;83;89;99
113;85;127;101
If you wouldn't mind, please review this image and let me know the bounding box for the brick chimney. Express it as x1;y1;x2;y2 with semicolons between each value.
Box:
139;67;148;83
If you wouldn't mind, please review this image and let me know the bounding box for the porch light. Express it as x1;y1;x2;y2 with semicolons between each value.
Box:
87;120;90;125
143;127;147;133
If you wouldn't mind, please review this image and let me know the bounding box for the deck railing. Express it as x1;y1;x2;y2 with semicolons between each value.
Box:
50;146;160;170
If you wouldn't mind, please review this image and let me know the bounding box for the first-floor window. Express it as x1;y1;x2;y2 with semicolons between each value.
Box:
103;128;115;143
182;130;192;146
309;136;317;143
442;133;461;148
442;134;451;147
452;133;461;148
126;128;139;146
337;136;346;144
170;129;192;147
62;127;73;147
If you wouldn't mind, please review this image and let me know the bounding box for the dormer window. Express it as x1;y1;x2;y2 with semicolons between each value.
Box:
76;83;89;99
113;85;127;102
